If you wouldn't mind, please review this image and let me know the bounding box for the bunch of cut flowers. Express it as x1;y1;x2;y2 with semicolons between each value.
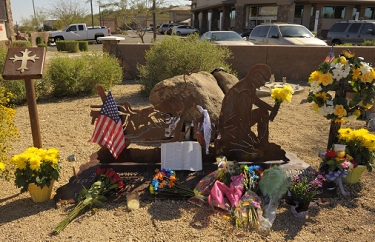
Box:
269;84;294;121
53;167;124;234
149;168;195;197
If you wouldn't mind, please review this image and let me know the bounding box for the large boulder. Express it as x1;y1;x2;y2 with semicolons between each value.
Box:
211;69;239;94
149;71;225;121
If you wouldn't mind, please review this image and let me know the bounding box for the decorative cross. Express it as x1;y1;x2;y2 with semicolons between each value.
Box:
9;49;39;73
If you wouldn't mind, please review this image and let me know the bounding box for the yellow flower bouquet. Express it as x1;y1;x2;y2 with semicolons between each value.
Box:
269;84;294;121
10;147;60;193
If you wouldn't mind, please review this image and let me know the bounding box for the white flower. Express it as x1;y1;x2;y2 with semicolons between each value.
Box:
360;62;372;74
318;104;334;116
342;115;358;122
331;63;350;81
309;81;322;94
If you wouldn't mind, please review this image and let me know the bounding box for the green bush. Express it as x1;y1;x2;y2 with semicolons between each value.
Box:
362;39;375;46
56;41;66;51
65;41;79;53
44;52;123;97
138;34;234;96
11;40;32;48
37;43;48;51
78;41;89;51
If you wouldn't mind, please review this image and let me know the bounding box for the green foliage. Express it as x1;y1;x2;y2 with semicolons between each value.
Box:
37;43;48;51
44;52;123;97
337;43;354;46
11;40;32;48
138;34;234;96
65;40;79;53
78;41;89;51
56;41;66;51
362;39;375;46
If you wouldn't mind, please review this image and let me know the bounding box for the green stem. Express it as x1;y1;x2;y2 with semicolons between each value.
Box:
53;201;89;234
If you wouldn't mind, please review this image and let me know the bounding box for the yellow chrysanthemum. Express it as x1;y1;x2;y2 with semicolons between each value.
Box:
315;92;328;102
29;156;42;171
308;71;321;84
352;68;361;80
334;104;347;118
319;73;333;86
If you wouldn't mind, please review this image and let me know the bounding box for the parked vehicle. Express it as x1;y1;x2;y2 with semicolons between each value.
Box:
200;31;254;45
171;25;199;36
326;20;375;45
248;23;327;46
158;23;178;34
48;23;111;44
240;30;252;40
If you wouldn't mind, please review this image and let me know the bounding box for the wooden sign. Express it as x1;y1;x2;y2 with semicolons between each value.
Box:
2;47;45;80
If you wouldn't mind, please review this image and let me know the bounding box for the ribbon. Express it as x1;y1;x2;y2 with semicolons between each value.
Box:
325;170;348;196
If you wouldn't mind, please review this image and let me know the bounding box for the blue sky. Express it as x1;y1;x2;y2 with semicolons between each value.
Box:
10;0;191;25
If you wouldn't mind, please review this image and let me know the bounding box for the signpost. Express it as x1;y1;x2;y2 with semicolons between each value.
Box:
2;47;46;148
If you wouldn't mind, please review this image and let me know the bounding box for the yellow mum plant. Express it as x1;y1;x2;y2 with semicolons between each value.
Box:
269;84;294;121
10;147;60;192
337;128;375;172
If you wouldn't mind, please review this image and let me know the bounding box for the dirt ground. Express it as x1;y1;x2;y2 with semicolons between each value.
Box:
0;78;374;241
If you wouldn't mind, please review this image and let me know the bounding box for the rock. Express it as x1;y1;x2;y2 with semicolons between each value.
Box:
149;71;225;121
211;69;239;94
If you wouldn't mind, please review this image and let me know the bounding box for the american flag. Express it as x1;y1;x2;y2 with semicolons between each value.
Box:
324;46;335;63
89;92;125;159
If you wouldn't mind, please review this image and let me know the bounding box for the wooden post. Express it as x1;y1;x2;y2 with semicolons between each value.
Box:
25;78;42;148
2;47;45;148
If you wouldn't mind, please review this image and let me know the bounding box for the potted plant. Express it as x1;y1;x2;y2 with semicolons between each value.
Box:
10;147;60;202
336;128;375;183
288;172;325;218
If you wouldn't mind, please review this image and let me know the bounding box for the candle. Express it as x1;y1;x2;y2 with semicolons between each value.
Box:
127;199;140;211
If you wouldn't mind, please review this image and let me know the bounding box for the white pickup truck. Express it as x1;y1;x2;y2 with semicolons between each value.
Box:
48;23;111;44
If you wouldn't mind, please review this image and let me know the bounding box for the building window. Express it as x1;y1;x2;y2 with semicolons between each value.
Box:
294;5;304;18
365;7;375;19
322;6;346;19
249;6;257;17
230;10;235;20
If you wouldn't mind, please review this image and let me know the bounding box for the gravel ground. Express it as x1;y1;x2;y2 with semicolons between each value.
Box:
1;78;375;242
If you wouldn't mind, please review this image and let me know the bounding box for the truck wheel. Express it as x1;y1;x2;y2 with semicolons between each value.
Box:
332;39;341;46
55;36;64;42
96;37;102;44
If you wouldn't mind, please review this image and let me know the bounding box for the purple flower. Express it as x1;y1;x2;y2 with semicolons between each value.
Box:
310;179;323;187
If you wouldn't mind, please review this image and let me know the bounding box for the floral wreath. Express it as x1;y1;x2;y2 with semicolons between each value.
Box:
307;49;375;122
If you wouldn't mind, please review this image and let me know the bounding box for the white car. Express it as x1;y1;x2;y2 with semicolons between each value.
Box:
200;31;254;45
171;25;199;36
248;23;327;46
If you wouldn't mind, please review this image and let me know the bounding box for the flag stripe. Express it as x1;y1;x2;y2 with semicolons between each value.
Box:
88;92;125;159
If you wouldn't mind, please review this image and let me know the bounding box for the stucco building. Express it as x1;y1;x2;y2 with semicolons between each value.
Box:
0;0;14;46
190;0;375;38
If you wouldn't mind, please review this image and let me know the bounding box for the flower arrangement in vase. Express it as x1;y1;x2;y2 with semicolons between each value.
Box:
307;49;375;123
10;147;60;193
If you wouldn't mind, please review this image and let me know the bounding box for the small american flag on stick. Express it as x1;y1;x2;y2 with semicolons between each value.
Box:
89;92;125;159
324;46;335;63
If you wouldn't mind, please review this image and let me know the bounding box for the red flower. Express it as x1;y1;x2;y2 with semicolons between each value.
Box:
351;159;358;168
96;167;107;176
111;175;122;184
105;169;117;179
117;180;124;189
325;150;336;158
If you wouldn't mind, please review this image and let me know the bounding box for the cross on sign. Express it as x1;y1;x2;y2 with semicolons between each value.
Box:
9;49;40;73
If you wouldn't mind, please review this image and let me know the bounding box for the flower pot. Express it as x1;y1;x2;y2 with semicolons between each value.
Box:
341;165;367;184
291;204;309;218
28;180;54;202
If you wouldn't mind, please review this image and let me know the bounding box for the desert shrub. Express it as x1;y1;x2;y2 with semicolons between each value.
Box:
337;43;354;46
11;40;32;48
78;41;89;51
0;87;19;167
56;41;66;51
37;43;48;51
362;39;375;46
44;52;123;97
138;34;234;96
65;41;79;53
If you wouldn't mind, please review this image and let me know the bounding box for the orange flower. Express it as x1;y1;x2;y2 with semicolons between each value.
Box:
315;92;328;102
155;172;165;180
159;180;166;188
352;68;361;80
168;180;175;188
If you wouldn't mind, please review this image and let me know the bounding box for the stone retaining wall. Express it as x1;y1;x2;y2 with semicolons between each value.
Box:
103;43;375;81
